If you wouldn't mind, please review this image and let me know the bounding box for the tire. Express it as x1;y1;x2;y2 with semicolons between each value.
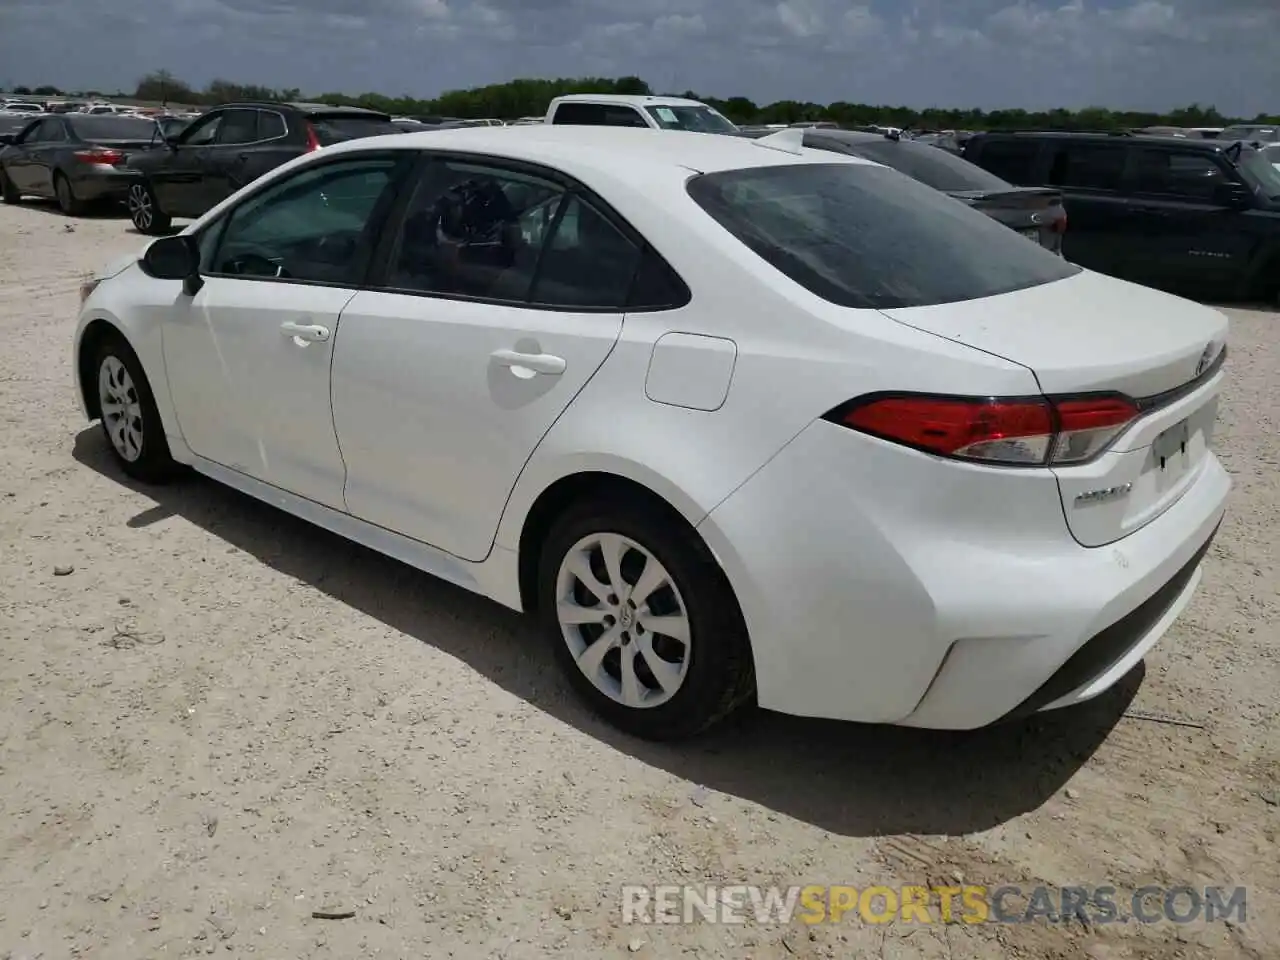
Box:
537;497;755;741
54;172;84;216
0;168;20;204
91;333;180;484
126;179;171;235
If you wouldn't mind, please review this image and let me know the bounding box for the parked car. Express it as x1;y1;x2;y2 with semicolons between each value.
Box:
0;114;162;213
1;100;45;115
123;101;402;234
545;94;738;133
74;125;1229;740
963;131;1280;300
736;127;1067;253
1218;124;1278;145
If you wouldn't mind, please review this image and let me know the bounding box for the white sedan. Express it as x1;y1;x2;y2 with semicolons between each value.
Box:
73;125;1230;740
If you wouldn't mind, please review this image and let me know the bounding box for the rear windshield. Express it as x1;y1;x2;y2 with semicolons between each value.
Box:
645;105;738;134
834;139;1012;193
686;162;1079;310
68;116;158;140
307;115;402;144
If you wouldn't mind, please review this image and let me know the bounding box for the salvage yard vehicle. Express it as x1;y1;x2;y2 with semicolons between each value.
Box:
0;114;163;213
123;101;402;234
74;125;1229;741
545;94;738;133
963;131;1280;301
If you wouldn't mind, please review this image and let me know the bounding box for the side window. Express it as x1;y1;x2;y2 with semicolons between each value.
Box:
31;119;65;142
387;160;563;301
529;196;642;308
972;139;1039;184
258;111;287;141
601;107;648;128
209;155;401;285
182;113;222;146
551;103;605;125
1046;143;1127;191
1132;149;1228;201
627;247;691;310
216;109;260;145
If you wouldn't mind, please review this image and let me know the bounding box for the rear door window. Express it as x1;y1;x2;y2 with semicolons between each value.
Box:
258;111;288;141
686;162;1079;310
1045;142;1127;191
552;103;647;127
970;139;1040;184
216;109;262;145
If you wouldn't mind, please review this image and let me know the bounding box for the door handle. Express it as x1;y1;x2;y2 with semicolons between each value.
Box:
280;321;330;343
491;349;566;376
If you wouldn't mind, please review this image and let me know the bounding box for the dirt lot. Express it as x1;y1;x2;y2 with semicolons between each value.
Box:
0;199;1277;960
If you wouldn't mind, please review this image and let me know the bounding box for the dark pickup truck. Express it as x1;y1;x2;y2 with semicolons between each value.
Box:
963;131;1280;302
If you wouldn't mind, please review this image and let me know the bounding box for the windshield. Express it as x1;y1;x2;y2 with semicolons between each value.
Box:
687;162;1079;310
831;138;1012;193
645;104;738;134
69;116;158;140
1221;125;1279;143
1236;146;1280;197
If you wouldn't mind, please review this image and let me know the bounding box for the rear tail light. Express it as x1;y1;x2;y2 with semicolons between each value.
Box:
73;148;125;164
1052;211;1068;234
304;122;321;152
827;393;1139;467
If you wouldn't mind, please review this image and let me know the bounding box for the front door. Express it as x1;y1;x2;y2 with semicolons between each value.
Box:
333;157;637;561
154;110;222;218
163;151;412;509
1122;146;1257;296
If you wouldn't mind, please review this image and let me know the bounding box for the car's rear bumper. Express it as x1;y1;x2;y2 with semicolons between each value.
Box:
696;419;1230;729
69;165;140;201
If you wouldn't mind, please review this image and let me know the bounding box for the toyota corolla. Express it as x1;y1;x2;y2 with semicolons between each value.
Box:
73;125;1229;740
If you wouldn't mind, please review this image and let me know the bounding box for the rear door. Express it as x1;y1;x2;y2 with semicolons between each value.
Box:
332;154;638;561
1041;139;1132;274
1122;145;1258;296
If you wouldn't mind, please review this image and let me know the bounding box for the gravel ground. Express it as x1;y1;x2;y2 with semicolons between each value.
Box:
0;200;1277;960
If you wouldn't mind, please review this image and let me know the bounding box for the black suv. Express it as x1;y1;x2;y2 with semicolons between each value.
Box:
963;131;1280;301
124;101;402;234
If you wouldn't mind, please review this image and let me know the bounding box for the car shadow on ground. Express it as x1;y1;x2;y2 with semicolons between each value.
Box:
12;197;128;220
72;426;1138;838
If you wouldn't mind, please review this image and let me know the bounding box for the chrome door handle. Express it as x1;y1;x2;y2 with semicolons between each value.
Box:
491;349;566;376
280;321;330;342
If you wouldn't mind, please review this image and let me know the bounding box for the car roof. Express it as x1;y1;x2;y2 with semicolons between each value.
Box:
551;94;709;108
208;101;388;116
322;124;874;176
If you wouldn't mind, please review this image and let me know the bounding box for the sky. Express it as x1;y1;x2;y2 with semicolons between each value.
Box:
1;0;1277;115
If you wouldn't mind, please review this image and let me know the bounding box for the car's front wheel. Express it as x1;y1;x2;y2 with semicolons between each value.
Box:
537;497;755;740
126;180;171;235
92;334;179;483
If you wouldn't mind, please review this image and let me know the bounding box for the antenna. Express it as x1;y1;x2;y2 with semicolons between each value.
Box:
752;127;805;155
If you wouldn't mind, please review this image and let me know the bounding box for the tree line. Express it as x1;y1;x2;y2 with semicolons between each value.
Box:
9;72;1278;130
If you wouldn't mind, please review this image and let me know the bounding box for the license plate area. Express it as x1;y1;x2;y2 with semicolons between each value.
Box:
1152;418;1190;473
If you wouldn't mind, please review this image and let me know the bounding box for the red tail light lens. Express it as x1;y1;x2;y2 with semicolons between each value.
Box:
1052;212;1068;234
304;122;321;152
73;148;125;164
829;393;1139;467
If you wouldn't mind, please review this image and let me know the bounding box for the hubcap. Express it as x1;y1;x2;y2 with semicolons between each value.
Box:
128;185;152;229
555;532;692;709
97;356;144;462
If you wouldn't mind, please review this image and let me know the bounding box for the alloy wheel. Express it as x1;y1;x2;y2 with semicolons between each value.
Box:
555;532;692;709
98;355;144;462
127;183;153;231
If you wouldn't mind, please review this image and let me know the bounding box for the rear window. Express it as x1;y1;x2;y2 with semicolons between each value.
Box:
306;114;402;144
686;162;1079;310
837;139;1011;193
68;116;159;140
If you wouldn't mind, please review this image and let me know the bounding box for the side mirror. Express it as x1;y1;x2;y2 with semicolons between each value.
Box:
141;235;203;295
1213;181;1252;209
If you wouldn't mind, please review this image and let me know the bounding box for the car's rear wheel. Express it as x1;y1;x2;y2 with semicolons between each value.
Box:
127;180;171;235
537;498;755;740
54;172;84;216
92;334;179;483
0;168;20;204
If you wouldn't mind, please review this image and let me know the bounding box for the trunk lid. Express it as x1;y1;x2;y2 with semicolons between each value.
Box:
880;269;1228;547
